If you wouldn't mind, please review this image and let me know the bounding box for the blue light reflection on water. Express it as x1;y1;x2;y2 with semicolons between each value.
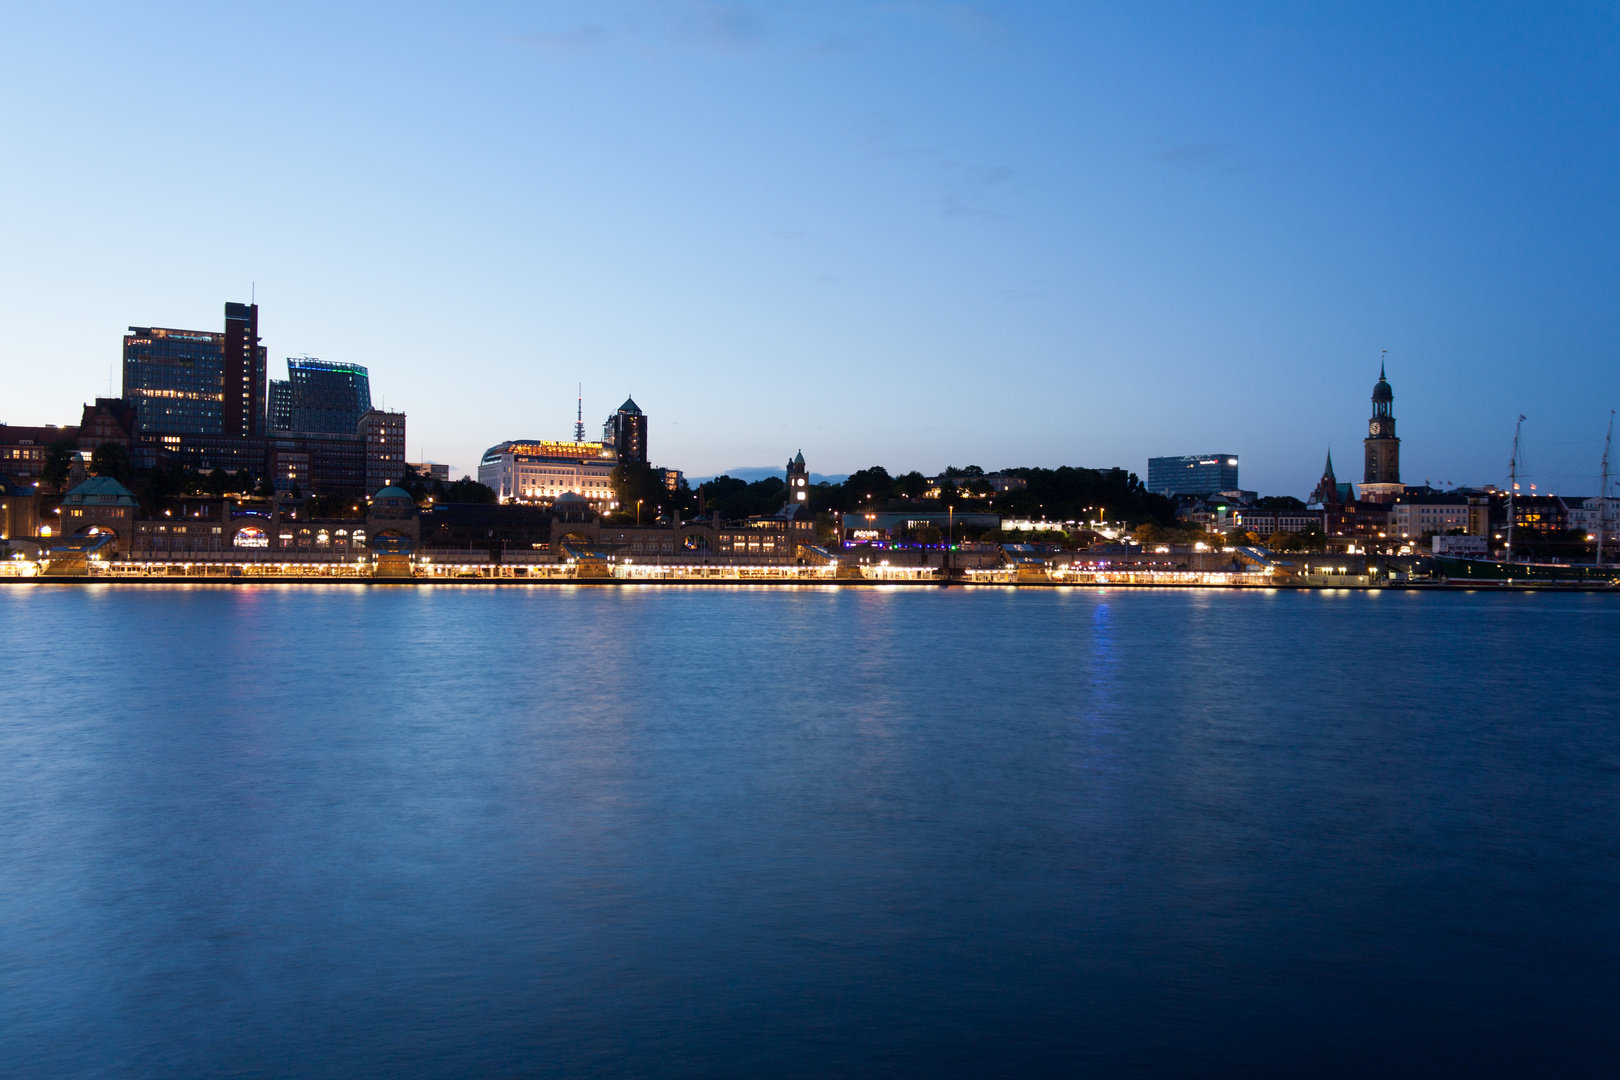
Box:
0;584;1616;1078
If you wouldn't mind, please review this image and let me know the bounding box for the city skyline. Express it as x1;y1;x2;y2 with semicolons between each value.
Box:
3;3;1617;496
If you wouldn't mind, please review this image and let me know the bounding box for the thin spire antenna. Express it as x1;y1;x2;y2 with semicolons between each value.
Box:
575;384;586;442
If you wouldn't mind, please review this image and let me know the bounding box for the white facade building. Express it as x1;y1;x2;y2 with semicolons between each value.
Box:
1390;496;1474;539
1567;496;1620;543
478;440;619;510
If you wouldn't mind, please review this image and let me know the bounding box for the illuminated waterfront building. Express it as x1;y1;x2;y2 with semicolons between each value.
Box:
841;510;1000;542
0;474;39;541
1147;454;1240;497
478;440;619;508
58;476;139;553
1231;506;1328;536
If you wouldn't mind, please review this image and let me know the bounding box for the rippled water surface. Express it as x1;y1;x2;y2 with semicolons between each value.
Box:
1;584;1617;1077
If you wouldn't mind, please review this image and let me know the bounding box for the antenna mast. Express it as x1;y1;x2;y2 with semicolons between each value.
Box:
1506;416;1524;561
575;384;585;442
1599;411;1614;566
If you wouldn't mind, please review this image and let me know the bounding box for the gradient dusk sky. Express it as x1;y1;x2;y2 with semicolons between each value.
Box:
3;2;1617;497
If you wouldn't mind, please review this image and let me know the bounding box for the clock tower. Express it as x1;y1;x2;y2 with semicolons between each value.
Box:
786;450;809;504
1361;360;1403;504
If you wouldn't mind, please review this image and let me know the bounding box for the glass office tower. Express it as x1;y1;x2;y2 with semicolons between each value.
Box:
123;302;266;437
1146;454;1240;497
287;358;372;435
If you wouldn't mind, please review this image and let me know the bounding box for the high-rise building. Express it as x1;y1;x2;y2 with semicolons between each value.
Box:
1361;363;1403;504
223;302;267;438
287;358;372;435
122;302;405;497
360;409;407;493
267;380;293;432
123;301;266;437
123;326;226;435
603;397;648;466
1146;454;1239;497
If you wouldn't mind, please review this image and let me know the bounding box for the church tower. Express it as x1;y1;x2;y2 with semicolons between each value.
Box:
1360;361;1403;504
1309;449;1342;507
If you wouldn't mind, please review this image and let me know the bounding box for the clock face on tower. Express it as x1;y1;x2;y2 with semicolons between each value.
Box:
1370;421;1382;436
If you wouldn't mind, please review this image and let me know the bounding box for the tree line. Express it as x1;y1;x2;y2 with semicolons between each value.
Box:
687;464;1178;527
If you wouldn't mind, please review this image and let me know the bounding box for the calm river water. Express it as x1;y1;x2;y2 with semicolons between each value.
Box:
1;584;1616;1077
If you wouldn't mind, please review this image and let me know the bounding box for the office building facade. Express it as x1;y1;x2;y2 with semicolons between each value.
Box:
1147;454;1240;497
360;409;407;493
123;301;267;437
123;325;227;435
267;380;293;432
287;358;372;434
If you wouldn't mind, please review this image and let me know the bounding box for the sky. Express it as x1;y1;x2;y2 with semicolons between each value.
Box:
2;1;1617;497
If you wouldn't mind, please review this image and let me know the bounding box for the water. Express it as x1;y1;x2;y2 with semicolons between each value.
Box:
1;584;1616;1078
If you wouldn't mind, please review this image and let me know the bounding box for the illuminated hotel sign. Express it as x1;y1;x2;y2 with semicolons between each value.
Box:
505;441;616;461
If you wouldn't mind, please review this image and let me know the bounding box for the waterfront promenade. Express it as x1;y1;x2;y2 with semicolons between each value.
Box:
5;566;1613;590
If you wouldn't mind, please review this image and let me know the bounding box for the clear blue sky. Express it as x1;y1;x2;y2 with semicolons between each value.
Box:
3;2;1617;497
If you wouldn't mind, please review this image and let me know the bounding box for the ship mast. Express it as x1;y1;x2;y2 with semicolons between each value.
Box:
1600;411;1614;566
1506;416;1524;562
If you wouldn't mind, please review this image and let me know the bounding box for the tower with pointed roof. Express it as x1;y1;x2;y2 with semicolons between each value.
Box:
602;395;648;466
769;450;816;535
786;450;808;506
1361;360;1403;504
1309;449;1343;508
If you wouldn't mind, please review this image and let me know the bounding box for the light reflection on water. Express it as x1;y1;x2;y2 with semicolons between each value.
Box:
0;585;1616;1078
